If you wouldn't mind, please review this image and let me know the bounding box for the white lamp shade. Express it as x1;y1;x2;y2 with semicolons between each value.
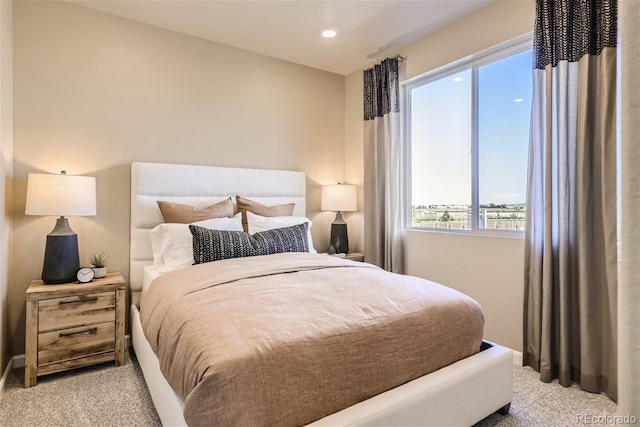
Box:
25;173;97;217
321;184;357;212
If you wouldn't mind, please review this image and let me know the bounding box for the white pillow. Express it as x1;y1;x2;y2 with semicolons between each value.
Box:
246;211;317;253
150;213;243;272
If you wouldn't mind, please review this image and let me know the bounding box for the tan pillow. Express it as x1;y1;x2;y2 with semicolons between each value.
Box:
157;198;234;223
236;196;295;231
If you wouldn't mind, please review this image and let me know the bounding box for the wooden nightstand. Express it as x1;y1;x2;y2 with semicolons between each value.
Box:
322;252;365;262
24;272;126;387
344;252;364;262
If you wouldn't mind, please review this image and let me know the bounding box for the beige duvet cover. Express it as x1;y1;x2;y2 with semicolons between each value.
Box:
140;253;484;427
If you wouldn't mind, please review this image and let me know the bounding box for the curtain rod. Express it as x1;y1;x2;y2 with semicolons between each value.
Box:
365;54;406;71
390;54;406;64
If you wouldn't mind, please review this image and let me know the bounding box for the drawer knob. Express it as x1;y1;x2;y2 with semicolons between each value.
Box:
59;327;98;338
59;297;98;305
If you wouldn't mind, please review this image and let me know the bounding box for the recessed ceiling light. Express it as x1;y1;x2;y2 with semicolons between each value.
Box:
513;98;524;103
452;76;463;82
320;27;339;39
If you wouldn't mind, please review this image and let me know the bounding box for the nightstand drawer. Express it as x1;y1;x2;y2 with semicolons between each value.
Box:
38;291;115;332
38;322;115;365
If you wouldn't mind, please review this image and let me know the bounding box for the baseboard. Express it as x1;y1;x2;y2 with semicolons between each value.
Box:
0;356;14;392
12;354;25;368
512;349;523;366
0;362;11;391
485;341;521;366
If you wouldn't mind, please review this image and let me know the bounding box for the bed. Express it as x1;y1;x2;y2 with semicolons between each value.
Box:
129;161;513;426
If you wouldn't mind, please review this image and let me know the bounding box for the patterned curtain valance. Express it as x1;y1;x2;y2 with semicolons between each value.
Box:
363;57;400;121
534;0;617;70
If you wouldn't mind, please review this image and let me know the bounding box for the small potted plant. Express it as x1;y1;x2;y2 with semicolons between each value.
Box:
89;252;108;279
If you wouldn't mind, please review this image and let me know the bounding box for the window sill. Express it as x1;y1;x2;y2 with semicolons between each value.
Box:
404;227;525;240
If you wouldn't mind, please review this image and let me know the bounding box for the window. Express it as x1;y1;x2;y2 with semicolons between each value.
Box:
406;38;532;234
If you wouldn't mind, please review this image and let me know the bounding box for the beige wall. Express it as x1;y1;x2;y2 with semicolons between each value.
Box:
1;0;14;371
404;232;525;350
399;1;534;82
9;0;534;357
345;0;534;351
12;1;345;354
344;66;364;252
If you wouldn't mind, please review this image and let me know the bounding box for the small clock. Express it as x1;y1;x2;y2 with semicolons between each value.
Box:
77;267;95;283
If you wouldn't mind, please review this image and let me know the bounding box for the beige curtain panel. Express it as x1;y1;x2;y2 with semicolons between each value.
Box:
524;0;618;400
363;57;403;273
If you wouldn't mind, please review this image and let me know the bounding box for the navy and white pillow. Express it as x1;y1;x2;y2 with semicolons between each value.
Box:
189;222;309;264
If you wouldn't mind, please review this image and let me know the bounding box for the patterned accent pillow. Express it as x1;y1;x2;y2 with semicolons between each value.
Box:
189;222;309;264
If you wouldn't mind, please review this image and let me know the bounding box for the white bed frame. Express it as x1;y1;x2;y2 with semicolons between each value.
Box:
129;161;513;426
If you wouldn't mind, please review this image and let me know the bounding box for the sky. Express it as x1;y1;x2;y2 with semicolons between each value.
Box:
410;49;533;206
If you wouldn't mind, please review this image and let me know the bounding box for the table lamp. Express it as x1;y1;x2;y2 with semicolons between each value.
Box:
25;171;97;284
321;183;357;254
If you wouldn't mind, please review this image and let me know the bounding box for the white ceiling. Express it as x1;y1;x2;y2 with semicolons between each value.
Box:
69;0;493;75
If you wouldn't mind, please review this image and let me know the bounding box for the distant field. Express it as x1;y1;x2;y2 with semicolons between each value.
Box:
411;204;525;231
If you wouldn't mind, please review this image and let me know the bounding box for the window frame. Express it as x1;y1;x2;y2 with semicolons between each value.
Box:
402;33;533;237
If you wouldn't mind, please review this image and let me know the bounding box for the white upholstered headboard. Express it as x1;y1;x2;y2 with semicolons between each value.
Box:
130;162;306;301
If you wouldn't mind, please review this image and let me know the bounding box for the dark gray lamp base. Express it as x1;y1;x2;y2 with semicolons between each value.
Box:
329;212;349;254
42;217;80;284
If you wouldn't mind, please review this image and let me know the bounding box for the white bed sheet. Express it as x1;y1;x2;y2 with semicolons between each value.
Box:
142;265;165;296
